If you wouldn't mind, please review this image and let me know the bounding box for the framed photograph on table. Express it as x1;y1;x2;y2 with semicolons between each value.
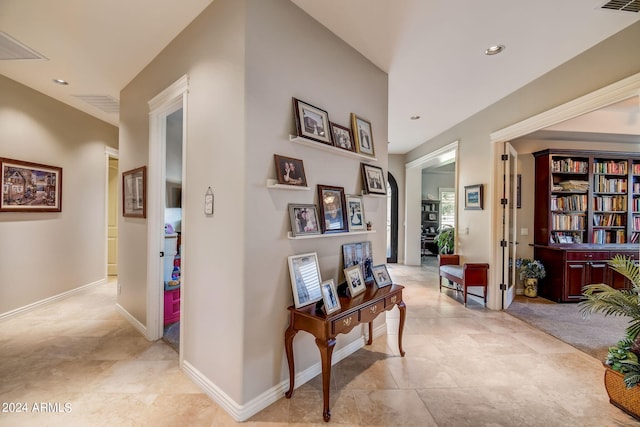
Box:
372;264;392;288
361;163;386;195
0;157;62;212
346;195;365;231
330;122;355;152
288;252;323;308
342;241;374;284
351;113;375;157
344;264;366;297
288;203;321;237
320;279;341;315
464;184;484;210
123;166;146;218
292;98;332;145
317;184;348;233
274;154;307;187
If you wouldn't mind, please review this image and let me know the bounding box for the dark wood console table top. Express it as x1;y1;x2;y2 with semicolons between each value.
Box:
284;284;406;422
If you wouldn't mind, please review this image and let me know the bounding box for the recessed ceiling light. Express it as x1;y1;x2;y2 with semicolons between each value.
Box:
410;115;421;120
53;78;69;85
485;45;505;55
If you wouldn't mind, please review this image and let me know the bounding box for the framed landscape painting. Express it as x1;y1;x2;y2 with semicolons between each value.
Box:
0;157;62;212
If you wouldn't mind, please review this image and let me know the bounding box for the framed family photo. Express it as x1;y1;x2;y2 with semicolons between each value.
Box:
274;154;307;187
342;241;374;284
123;166;146;218
361;163;386;195
317;184;348;233
346;194;365;231
320;279;341;315
343;264;366;297
288;203;321;237
288;252;323;308
0;157;62;212
292;98;332;145
351;113;375;157
329;122;355;152
464;184;484;210
372;264;392;288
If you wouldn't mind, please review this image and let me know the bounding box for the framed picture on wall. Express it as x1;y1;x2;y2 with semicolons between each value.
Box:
0;157;62;212
274;154;307;187
345;194;365;231
292;98;332;145
351;113;375;157
317;184;348;233
288;203;321;237
330;122;355;152
361;163;386;195
464;184;483;210
123;166;146;218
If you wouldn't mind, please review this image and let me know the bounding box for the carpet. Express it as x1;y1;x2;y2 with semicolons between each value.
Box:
506;296;631;362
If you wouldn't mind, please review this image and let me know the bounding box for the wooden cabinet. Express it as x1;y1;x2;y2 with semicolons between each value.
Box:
421;200;440;255
533;149;640;302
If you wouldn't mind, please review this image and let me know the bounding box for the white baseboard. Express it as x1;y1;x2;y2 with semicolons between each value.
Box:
182;322;387;422
115;303;148;339
0;278;107;322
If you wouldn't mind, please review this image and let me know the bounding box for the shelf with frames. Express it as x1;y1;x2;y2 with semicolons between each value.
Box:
289;135;377;162
287;230;376;240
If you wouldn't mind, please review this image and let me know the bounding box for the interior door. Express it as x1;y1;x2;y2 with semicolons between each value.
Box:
107;157;118;276
502;142;518;309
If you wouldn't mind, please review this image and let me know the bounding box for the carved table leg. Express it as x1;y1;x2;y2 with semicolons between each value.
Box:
315;337;336;422
284;325;298;398
397;300;406;357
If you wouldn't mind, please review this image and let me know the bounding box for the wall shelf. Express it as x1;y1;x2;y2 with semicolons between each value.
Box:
266;179;310;191
287;230;376;240
289;135;377;162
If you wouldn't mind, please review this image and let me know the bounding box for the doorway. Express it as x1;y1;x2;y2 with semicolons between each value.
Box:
106;153;119;277
387;173;398;263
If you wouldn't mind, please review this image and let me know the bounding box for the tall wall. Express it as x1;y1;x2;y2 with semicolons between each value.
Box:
0;75;118;315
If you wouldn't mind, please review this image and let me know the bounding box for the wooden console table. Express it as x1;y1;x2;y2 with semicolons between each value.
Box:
284;284;406;422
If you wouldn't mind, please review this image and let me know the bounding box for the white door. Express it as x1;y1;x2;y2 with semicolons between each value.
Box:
501;142;518;309
107;157;118;276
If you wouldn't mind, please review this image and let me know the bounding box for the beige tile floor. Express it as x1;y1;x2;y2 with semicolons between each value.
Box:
1;261;638;426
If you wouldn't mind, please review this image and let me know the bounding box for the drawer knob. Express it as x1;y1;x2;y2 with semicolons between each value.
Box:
370;306;377;314
343;318;352;327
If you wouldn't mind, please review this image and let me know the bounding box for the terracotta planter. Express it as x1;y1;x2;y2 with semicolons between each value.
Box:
523;278;538;298
604;366;640;421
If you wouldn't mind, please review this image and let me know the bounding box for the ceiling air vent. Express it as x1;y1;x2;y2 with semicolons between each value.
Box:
73;95;120;114
601;0;640;12
0;32;47;60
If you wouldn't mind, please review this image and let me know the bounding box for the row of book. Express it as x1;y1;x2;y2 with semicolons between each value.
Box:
550;194;587;211
593;195;627;211
550;231;583;244
593;176;627;193
551;158;588;174
634;164;640;175
592;229;626;244
593;213;626;227
593;160;627;175
551;213;586;230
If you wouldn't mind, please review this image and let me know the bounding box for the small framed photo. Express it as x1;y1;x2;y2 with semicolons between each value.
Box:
464;184;484;210
372;264;392;288
330;122;355;152
288;203;321;237
288;252;323;308
427;213;437;221
292;98;332;145
344;264;366;297
274;154;307;187
351;113;375;157
317;184;348;233
346;195;365;231
123;166;146;218
0;157;62;212
320;279;341;315
342;241;374;284
361;163;386;195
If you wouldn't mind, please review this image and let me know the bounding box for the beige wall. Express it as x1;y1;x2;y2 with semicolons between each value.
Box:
118;0;387;412
0;75;118;315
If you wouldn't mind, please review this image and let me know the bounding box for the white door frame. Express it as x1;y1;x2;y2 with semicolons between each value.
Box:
404;141;458;265
147;75;188;352
104;147;119;278
489;72;640;308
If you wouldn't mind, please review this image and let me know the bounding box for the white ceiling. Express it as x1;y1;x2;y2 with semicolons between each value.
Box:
1;0;638;154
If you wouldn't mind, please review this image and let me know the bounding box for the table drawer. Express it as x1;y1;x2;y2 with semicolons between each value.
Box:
385;293;401;307
566;251;609;261
332;313;358;335
611;251;639;260
360;301;385;323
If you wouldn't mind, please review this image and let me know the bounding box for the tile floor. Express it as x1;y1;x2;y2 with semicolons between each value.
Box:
0;261;638;426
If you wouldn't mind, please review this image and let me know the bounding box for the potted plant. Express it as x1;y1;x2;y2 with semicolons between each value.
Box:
434;225;454;254
579;255;640;421
515;258;546;297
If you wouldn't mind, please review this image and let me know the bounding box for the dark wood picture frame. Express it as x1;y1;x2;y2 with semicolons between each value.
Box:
317;184;348;233
123;166;147;218
361;163;386;195
351;113;375;157
292;97;332;145
329;122;355;152
274;154;307;187
464;184;483;210
0;157;62;212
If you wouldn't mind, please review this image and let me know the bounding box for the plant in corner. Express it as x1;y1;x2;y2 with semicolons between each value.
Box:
579;255;640;420
434;225;454;254
515;258;546;298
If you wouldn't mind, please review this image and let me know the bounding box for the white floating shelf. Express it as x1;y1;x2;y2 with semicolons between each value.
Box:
362;191;387;198
289;135;377;162
266;179;311;191
288;230;376;240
